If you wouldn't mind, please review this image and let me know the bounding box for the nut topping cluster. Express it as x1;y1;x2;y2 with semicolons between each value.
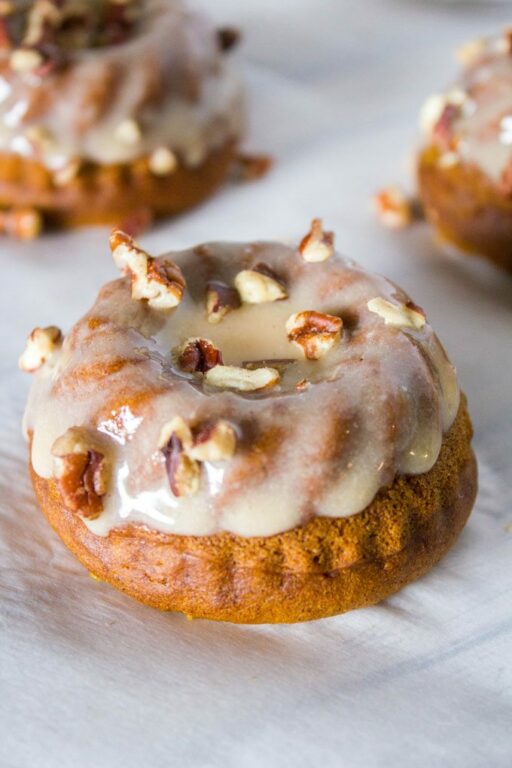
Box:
159;416;236;497
51;427;109;519
367;297;426;330
110;229;186;310
19;325;62;372
286;311;342;360
3;1;142;77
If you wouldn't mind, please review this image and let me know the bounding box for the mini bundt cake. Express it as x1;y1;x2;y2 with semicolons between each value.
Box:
21;220;477;623
0;0;245;235
418;28;512;271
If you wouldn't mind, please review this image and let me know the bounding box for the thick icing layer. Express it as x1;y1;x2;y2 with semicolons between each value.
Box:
0;1;244;168
421;32;512;185
24;240;460;538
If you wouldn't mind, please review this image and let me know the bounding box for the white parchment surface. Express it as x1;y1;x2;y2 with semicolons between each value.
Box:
1;2;511;766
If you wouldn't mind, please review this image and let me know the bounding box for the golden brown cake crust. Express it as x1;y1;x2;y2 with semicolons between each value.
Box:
30;398;477;623
0;141;237;230
418;145;512;272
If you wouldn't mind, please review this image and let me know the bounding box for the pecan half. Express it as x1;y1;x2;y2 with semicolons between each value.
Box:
19;325;62;372
205;364;280;392
206;280;241;324
286;311;342;360
234;263;287;304
367;297;426;329
177;337;223;374
299;218;335;263
188;420;237;462
110;229;185;310
52;427;109;520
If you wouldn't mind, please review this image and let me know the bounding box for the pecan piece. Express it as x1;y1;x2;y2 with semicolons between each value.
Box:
188;421;237;462
52;427;109;520
205;364;280;392
217;26;240;52
110;229;186;310
159;417;200;497
367;297;426;329
19;325;62;372
373;187;414;229
299;218;335;263
234;263;287;304
286;311;342;360
148;147;177;176
231;153;273;183
177;337;223;374
206;280;241;324
0;207;43;239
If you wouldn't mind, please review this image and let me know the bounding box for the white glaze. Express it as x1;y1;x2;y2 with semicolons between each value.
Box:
24;240;460;538
0;0;244;168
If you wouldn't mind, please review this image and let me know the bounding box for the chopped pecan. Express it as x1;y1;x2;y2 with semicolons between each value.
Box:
52;427;109;520
110;229;186;310
206;280;241;324
367;297;426;329
0;207;43;239
159;417;200;497
373;187;413;229
455;37;486;66
177;337;223;374
205;364;280;392
299;218;335;263
148;147;177;176
217;26;240;52
286;311;342;360
188;420;237;462
231;153;273;183
114;118;142;145
234;263;287;304
19;325;62;372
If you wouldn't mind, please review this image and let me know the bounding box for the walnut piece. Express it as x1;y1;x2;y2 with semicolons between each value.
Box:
52;427;109;520
299;218;335;263
367;297;426;329
110;229;185;310
206;280;241;324
234;263;287;304
205;364;280;392
286;311;342;360
19;325;62;372
177;337;223;374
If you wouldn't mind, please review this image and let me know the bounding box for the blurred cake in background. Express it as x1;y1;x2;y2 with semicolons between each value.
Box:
418;28;512;272
0;0;246;236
